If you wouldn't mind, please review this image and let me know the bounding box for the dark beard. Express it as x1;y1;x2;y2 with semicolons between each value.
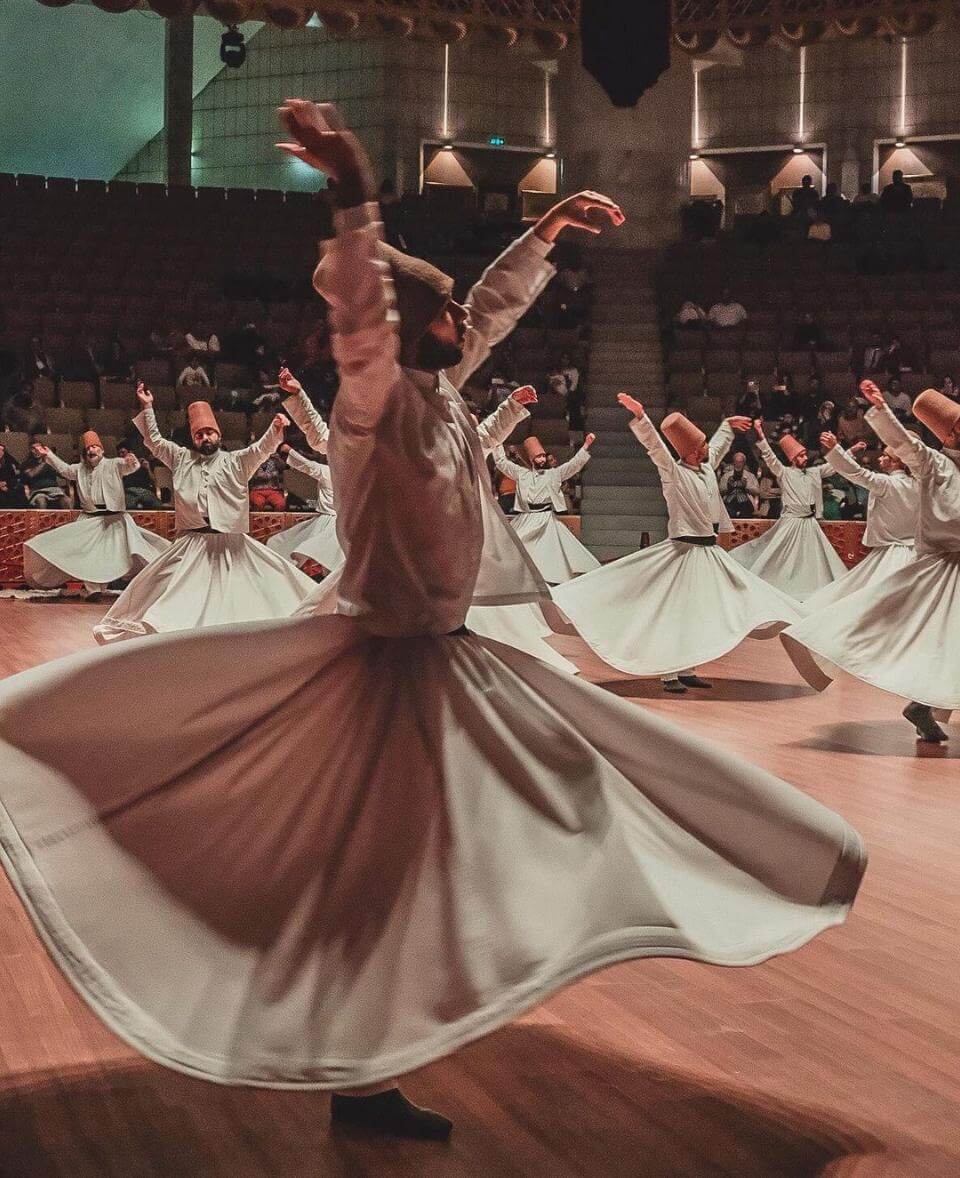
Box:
413;334;464;373
197;441;220;456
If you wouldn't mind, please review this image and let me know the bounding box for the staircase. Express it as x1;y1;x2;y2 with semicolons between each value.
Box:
580;249;668;560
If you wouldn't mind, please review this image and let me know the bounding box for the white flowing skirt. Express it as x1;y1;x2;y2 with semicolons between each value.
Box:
730;516;847;601
23;513;170;591
93;532;315;644
553;540;802;678
266;515;345;575
782;552;960;710
465;602;578;674
799;543;916;616
0;615;864;1089
510;512;600;584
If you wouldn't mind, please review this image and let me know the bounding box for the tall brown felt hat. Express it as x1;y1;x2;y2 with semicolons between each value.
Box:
187;401;220;437
661;412;706;461
913;389;960;444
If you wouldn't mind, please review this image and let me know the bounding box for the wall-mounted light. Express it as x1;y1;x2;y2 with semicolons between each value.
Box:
797;45;806;143
441;44;451;139
441;142;454;151
792;144;804;155
899;37;908;138
689;151;700;161
545;149;557;159
895;138;906;149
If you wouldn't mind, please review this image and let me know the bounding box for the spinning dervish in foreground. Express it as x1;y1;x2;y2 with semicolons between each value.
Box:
0;101;864;1142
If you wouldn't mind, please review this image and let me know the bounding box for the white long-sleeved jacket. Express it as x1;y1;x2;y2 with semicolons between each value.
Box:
757;438;829;518
44;451;138;514
825;442;918;548
492;446;591;512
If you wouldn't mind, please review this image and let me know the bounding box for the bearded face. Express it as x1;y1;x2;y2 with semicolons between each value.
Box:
193;428;221;456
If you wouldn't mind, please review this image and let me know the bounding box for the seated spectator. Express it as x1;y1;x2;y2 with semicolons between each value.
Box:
756;464;781;519
803;398;838;449
249;453;286;512
0;442;26;507
719;452;759;519
21;441;70;509
880;169;913;214
101;332;134;382
177;355;212;388
861;332;886;377
2;384;46;435
489;376;512;406
707;288;748;329
836;397;871;446
791;311;827;351
884;333;919;374
736;378;763;420
883;377;913;421
791;174;820;222
674;300;707;326
940;375;959;402
761;370;799;422
117;443;162;509
185;324;221;356
800;372;827;421
558;352;581;397
24;335;56;381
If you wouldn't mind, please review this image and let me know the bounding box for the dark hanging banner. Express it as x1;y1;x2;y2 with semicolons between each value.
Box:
580;0;672;108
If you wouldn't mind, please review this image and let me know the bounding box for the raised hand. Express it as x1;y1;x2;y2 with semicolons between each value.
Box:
511;384;538;406
535;191;626;243
278;367;302;395
753;418;766;440
136;382;153;408
727;415;752;433
34;443;49;457
859;379;885;409
584;432;597;448
276;99;373;204
617;392;644;418
849;440;869;455
272;413;291;433
278;442;291;456
820;431;838;451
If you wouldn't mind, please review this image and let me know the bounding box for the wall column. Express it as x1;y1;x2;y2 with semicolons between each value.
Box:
164;16;194;188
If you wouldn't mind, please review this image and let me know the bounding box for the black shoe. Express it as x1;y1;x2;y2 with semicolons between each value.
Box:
902;702;948;743
663;680;688;694
678;675;712;689
330;1089;453;1141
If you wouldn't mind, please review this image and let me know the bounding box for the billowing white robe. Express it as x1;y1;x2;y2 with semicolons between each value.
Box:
22;452;169;592
0;201;864;1091
553;415;802;677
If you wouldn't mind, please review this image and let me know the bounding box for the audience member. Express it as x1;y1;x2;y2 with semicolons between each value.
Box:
791;311;827;351
177;357;212;387
880;169;913;214
147;326;172;359
719;452;760;518
756;464;782;519
861;332;886;377
21;441;70;509
884;333;919;374
761;371;799;422
249;454;286;512
792;175;820;222
736;379;763;420
185;325;221;356
707;288;748;329
819;182;851;229
117;443;163;509
24;336;55;382
883;377;913;421
836;397;871;446
0;443;26;507
2;385;46;435
674;300;707;326
803;399;838;450
101;333;134;382
940;375;959;402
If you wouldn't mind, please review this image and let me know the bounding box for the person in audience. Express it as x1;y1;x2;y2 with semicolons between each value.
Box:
837;396;872;446
554;397;798;693
249;452;287;512
492;434;599;584
782;382;959;743
147;326;172;359
880;169;913;214
736;378;763;420
756;462;782;518
2;384;46;435
799;373;827;420
101;331;134;383
884;377;913;421
0;442;26;507
21;441;70;509
707;288;748;329
861;332;886;377
730;420;847;600
791;175;820;222
791;310;827;351
803;398;839;450
94;385;314;643
819;182;851;231
24;335;56;381
719;451;760;518
884;333;918;374
674;299;707;326
21;431;170;598
117;443;163;509
177;355;212;388
940;375;958;402
62;336;102;384
761;370;799;423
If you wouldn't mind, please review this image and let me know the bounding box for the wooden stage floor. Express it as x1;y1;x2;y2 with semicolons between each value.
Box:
0;600;957;1177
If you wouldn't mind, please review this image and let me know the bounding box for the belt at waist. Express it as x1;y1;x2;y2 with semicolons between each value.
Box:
85;508;117;517
185;524;221;534
526;503;555;513
675;534;717;547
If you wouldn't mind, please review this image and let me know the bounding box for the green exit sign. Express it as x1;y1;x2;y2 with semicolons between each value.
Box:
488;136;506;146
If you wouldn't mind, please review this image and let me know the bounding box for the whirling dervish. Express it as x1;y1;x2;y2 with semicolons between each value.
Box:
730;420;847;600
0;100;864;1146
554;395;802;692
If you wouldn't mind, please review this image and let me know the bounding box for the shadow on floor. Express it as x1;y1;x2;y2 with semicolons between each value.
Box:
596;676;815;703
789;721;959;759
0;1024;888;1178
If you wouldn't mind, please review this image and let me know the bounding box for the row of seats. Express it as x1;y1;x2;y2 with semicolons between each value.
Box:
666;369;937;410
